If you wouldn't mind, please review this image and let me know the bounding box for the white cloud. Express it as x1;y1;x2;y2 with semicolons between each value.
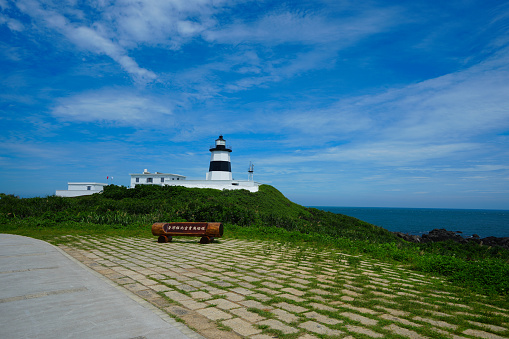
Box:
0;13;24;31
12;0;156;83
52;90;174;126
204;7;398;46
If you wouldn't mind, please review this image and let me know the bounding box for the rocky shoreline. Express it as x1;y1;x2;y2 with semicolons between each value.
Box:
393;228;509;250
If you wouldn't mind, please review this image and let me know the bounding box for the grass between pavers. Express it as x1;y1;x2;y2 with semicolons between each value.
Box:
46;235;509;339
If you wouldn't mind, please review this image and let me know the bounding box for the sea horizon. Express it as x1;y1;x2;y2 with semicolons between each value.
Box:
309;206;509;239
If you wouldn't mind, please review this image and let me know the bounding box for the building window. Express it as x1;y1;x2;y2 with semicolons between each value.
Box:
135;177;139;183
147;178;153;183
177;178;179;180
172;178;174;180
87;186;91;190
161;178;164;183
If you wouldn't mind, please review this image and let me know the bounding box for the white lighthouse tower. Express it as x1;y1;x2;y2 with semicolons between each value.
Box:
206;135;232;180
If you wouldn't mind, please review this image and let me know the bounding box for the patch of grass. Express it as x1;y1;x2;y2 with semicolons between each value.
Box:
247;307;274;318
215;321;232;332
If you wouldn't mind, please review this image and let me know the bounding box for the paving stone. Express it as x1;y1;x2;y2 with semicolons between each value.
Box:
223;292;245;302
292;277;311;285
250;334;280;339
165;305;191;317
240;275;261;282
222;317;262;336
202;286;227;295
261;281;284;289
278;293;306;302
375;306;409;317
274;302;308;313
299;321;343;336
372;291;396;298
206;299;241;310
161;278;182;286
240;300;272;310
463;329;508;339
176;284;198;292
115;277;136;284
258;319;299;334
467;321;507;332
190;291;212;300
281;287;306;296
238;282;256;289
200;326;242;339
342;289;360;297
413;316;457;330
230;287;254;295
186;280;207;288
196;307;233;321
381;314;422;327
341;312;378;326
178;299;208;310
124;283;148;292
195;275;216;282
257;287;280;295
297;334;319;339
134;289;160;299
249;293;271;302
181;313;216;331
138;278;159;286
345;325;383;338
149;284;172;292
341;304;380;315
303;311;342;325
214;280;234;287
308;302;336;312
230;308;266;322
164;290;192;301
384;324;428;339
272;308;299;323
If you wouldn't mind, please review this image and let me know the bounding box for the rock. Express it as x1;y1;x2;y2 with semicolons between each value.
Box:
421;229;466;243
393;232;422;243
392;229;509;250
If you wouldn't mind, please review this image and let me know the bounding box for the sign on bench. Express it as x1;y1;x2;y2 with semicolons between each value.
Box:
152;222;223;244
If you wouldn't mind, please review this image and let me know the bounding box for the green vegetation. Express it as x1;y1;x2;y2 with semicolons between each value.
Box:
1;185;508;297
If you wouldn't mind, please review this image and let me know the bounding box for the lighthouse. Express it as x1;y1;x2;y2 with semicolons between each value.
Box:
206;135;232;180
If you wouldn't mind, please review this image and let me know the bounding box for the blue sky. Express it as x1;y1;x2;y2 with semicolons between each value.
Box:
1;0;508;209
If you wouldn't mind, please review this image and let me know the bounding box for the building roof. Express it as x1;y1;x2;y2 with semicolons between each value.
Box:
129;172;186;177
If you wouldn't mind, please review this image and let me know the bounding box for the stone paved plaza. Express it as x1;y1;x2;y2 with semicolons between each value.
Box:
58;236;509;339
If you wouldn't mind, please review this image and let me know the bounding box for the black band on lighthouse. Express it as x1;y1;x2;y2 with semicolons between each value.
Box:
209;161;231;172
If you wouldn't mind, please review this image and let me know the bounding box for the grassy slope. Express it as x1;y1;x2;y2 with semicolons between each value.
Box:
1;185;508;296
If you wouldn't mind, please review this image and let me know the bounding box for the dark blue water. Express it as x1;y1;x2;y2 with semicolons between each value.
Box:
310;207;509;238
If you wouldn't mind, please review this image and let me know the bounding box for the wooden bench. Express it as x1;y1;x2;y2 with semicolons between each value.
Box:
152;222;223;244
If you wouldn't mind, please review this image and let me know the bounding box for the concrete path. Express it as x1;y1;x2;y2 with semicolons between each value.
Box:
0;234;201;339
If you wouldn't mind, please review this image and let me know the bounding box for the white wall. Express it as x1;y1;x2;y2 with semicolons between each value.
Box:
130;174;186;188
55;182;107;197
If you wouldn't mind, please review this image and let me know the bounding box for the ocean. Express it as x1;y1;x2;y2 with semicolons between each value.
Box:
310;207;509;238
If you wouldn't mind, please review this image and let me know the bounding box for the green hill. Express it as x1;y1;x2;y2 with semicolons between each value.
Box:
0;184;395;242
1;184;508;296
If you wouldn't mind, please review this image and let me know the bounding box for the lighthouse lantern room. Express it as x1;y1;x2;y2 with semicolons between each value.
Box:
206;135;233;180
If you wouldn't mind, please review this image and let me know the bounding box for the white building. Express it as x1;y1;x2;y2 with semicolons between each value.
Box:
129;169;186;188
55;182;108;197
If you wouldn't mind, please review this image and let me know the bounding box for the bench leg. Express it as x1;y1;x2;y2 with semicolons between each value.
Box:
158;235;172;243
